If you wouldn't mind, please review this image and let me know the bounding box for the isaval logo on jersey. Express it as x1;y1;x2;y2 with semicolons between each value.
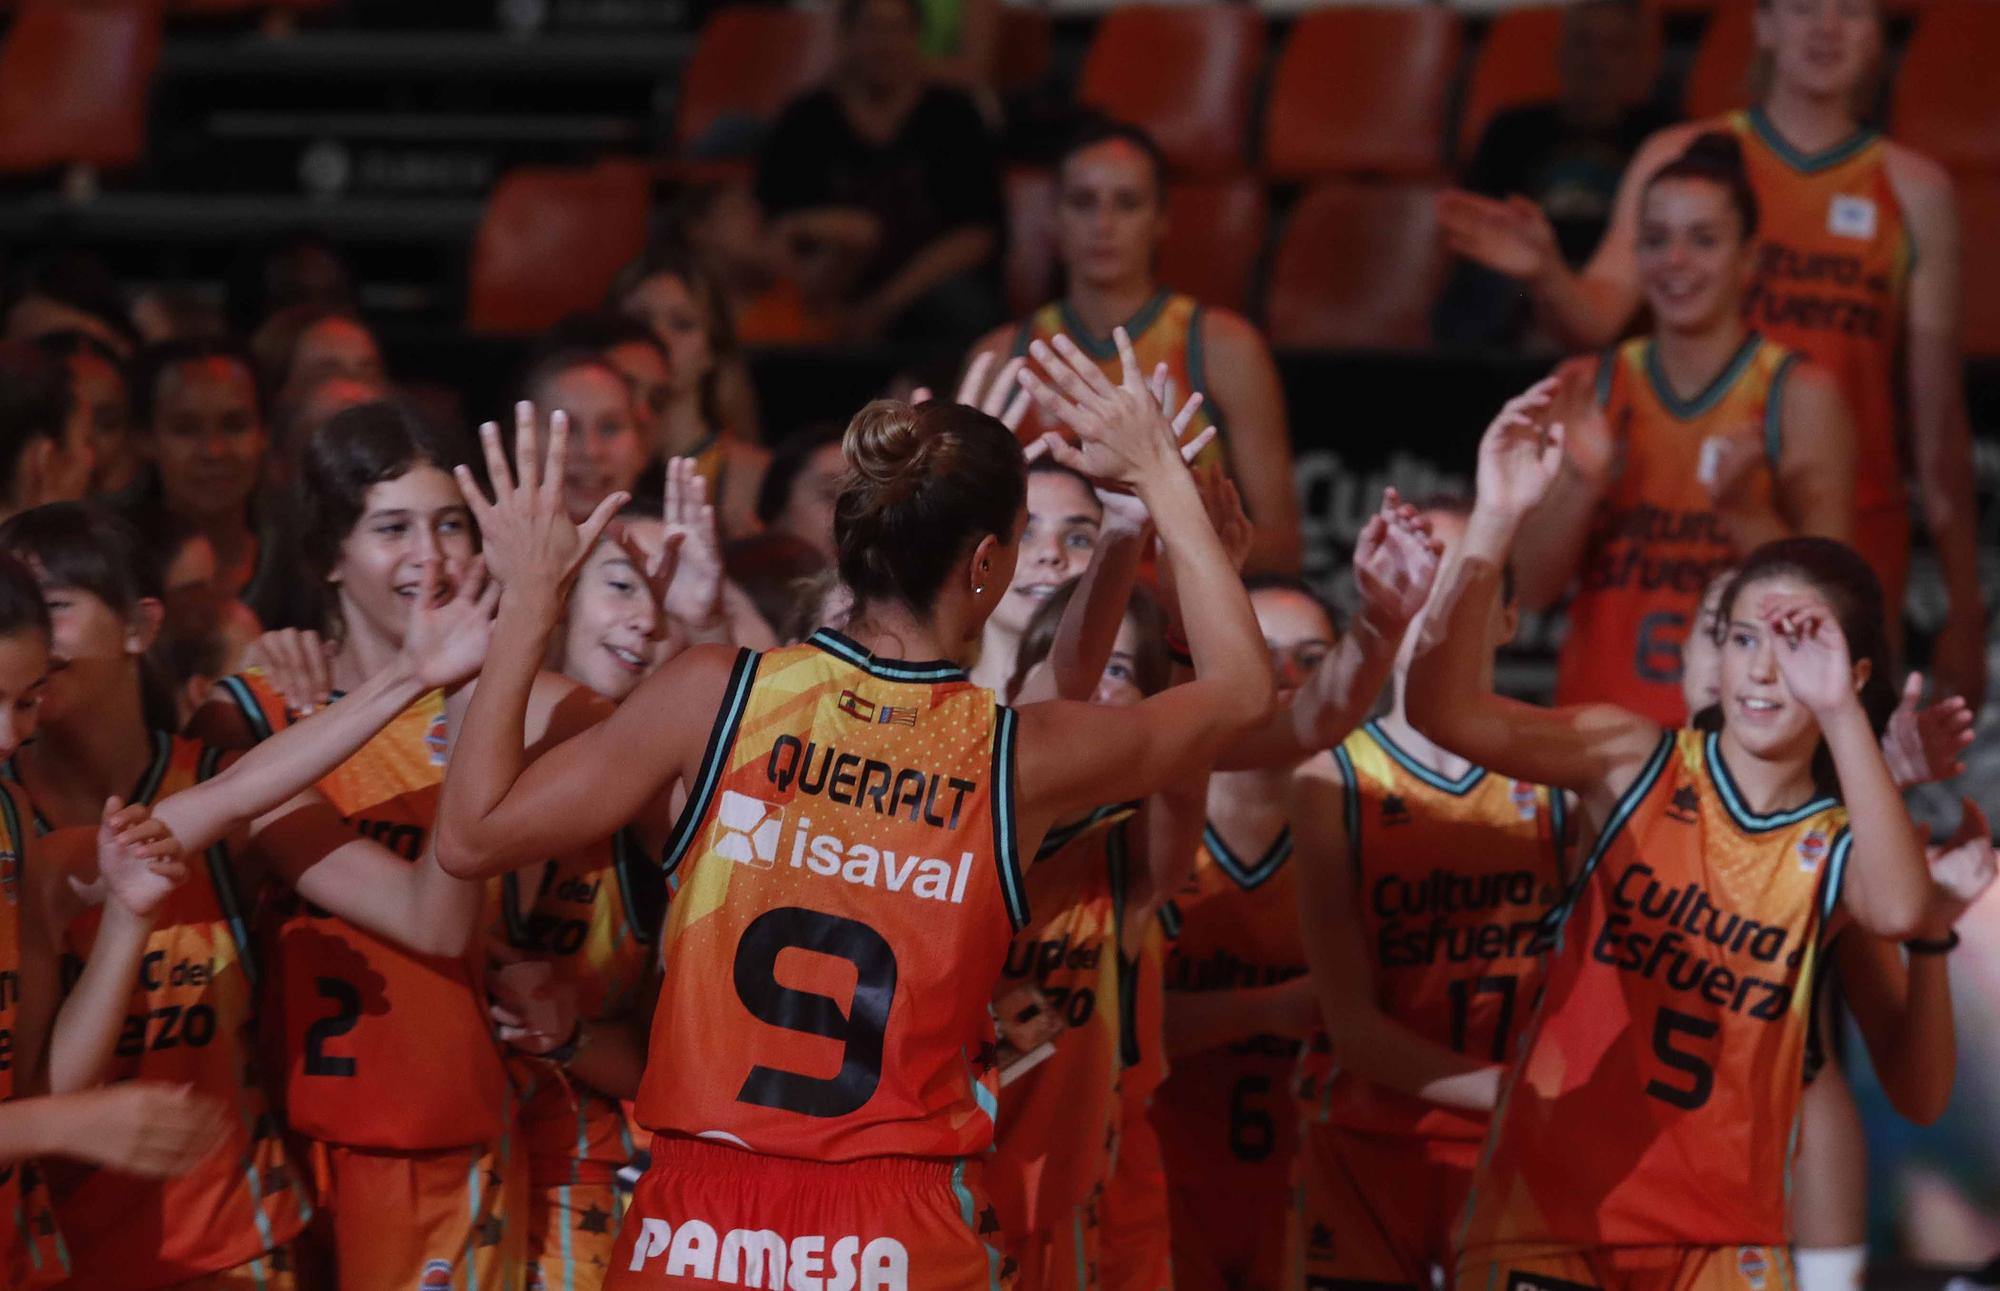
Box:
713;791;976;904
1796;829;1828;874
717;791;785;869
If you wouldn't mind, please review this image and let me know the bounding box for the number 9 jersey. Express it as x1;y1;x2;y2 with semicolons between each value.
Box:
634;630;1028;1162
1456;729;1849;1272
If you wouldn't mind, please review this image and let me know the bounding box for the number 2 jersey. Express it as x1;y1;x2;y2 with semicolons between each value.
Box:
1458;729;1850;1256
1298;722;1567;1142
636;630;1027;1162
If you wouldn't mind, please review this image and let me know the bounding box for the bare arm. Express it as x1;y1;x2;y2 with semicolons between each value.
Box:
1511;359;1614;612
1162;979;1316;1061
850;227;998;339
1201;311;1302;574
1290;757;1500;1112
1771;364;1857;544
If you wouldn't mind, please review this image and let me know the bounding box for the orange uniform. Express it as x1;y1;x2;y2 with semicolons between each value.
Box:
0;783;70;1291
215;671;523;1291
1010;292;1224;471
1456;730;1850;1290
1153;819;1301;1291
1556;333;1800;726
1291;723;1566;1290
1728;107;1914;610
609;630;1025;1289
18;734;310;1289
498;829;666;1291
1098;918;1172;1291
988;808;1132;1291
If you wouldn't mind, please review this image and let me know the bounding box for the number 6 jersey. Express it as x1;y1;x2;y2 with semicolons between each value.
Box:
637;630;1028;1162
1457;728;1849;1257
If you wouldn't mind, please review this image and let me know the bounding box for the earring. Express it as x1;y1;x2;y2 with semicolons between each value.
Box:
975;583;985;595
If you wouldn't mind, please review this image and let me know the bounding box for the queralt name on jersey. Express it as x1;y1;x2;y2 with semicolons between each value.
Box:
1589;860;1804;1022
626;1217;909;1290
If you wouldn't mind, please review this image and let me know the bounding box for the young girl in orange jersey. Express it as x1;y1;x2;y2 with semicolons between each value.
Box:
0;552;223;1291
187;399;530;1291
1501;132;1856;729
1441;0;1985;708
1411;382;1963;1291
436;328;1280;1290
966;119;1301;573
1287;500;1569;1291
0;500;501;1290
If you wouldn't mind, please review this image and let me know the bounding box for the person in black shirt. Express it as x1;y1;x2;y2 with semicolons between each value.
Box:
756;0;1003;346
1436;0;1672;348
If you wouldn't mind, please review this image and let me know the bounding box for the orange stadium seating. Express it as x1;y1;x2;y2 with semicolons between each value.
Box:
1264;6;1460;182
0;0;162;175
675;6;836;157
1458;6;1567;162
1266;181;1446;349
1892;0;2000;175
1159;178;1268;318
1682;0;1754;120
1077;4;1266;178
468;161;652;335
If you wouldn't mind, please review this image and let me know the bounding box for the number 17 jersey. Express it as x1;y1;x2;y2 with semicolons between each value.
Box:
636;630;1027;1162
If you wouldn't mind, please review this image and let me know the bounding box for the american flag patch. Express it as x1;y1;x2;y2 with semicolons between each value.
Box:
878;706;918;728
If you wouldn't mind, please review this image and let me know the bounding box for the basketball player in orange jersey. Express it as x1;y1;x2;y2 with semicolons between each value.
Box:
187;400;531;1291
1413;382;1960;1291
0;501;502;1290
1286;499;1568;1291
0;553;222;1291
1440;0;1986;710
966;119;1302;574
1508;133;1855;728
435;327;1277;1290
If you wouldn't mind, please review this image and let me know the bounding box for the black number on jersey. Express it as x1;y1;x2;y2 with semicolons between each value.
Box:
1645;1006;1718;1110
1227;1074;1276;1162
1447;974;1519;1064
732;907;897;1118
303;977;361;1078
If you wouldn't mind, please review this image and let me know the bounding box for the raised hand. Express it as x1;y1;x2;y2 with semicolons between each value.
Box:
455;402;626;607
399;557;501;693
242;628;333;714
1925;797;1996;930
1701;430;1781;549
91;796;187;918
1881;673;1976;789
1475;377;1566;520
66;1083;229;1177
659;457;723;631
1760;594;1860;718
1548;358;1614;487
1354;489;1442;633
1438;190;1562;284
953;352;1032;432
1019;329;1183;491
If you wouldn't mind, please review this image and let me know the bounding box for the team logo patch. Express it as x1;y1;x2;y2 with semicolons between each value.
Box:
836;689;918;728
1828;195;1878;240
715;790;783;868
425;711;450;767
1667;785;1701;824
1505;1273;1599;1291
1380;794;1411;826
1510;781;1538;821
0;849;15;905
1737;1246;1769;1290
418;1259;453;1290
1797;830;1828;874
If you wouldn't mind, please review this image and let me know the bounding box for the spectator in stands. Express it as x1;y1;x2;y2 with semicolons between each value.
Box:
1434;0;1669;347
670;181;836;347
0;341;93;521
126;339;277;610
4;249;136;359
253;303;388;416
227;230;357;335
754;422;846;560
148;510;261;680
967;119;1301;574
610;251;770;537
34;331;138;497
523;349;651;526
756;0;1004;345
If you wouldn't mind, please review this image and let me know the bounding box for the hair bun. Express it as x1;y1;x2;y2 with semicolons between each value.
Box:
843;399;935;498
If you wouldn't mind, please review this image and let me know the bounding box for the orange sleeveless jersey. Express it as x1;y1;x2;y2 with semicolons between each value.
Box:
0;784;70;1290
1727;108;1911;515
1298;723;1567;1143
635;629;1027;1162
1459;729;1850;1254
1555;333;1798;726
1010;291;1224;470
30;734;310;1289
498;828;667;1188
216;671;509;1151
988;808;1131;1236
1153;817;1303;1190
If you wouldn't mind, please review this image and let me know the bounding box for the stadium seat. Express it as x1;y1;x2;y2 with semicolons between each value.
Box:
675;7;836;158
1958;175;2000;357
1892;0;2000;174
1265;181;1446;349
1264;6;1460;182
468;161;652;336
0;0;162;177
1682;0;1753;120
1077;5;1266;178
1457;7;1566;161
1159;178;1267;317
995;5;1051;97
1003;166;1060;318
